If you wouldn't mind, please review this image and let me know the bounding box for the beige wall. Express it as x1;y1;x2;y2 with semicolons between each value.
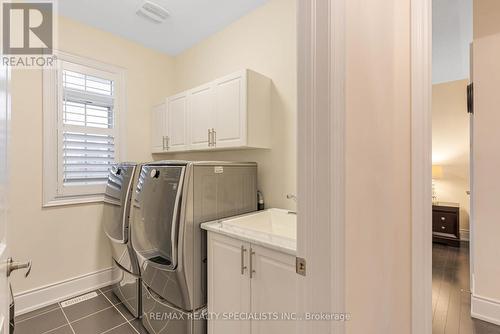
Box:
6;1;420;330
345;0;412;332
164;0;297;210
474;0;500;39
8;0;297;296
8;16;175;293
432;80;470;236
472;0;500;307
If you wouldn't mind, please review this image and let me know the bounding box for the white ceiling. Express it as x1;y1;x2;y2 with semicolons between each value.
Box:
432;0;473;84
58;0;269;56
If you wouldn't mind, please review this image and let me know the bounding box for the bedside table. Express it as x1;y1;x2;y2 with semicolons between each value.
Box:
432;202;460;247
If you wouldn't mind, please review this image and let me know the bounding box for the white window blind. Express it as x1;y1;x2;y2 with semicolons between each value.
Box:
60;66;117;188
43;52;124;206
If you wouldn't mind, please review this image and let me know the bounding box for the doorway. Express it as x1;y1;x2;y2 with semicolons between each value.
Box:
431;0;500;333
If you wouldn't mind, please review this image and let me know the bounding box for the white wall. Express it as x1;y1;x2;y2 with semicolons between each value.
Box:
162;0;297;210
432;80;470;238
8;16;175;294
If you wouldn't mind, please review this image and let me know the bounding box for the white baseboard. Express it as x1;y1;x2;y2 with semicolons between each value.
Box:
460;229;470;241
471;294;500;326
13;267;119;316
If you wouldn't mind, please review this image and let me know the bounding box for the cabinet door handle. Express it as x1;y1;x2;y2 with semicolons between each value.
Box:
166;136;170;151
441;217;446;221
249;248;256;278
441;226;446;230
213;128;216;147
162;136;166;150
241;245;247;275
208;129;212;147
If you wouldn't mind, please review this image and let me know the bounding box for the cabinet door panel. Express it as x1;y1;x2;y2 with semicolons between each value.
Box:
167;94;188;151
189;84;214;149
151;103;166;152
208;233;251;334
214;73;246;148
250;245;297;334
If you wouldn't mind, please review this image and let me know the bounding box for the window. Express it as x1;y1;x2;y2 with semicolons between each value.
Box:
43;52;125;206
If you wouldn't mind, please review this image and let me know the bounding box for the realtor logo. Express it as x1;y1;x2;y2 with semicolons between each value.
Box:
2;2;53;55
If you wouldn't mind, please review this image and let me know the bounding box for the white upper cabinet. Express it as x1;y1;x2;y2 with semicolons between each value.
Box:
151;69;271;154
151;103;167;153
189;83;215;150
166;92;188;151
150;94;188;153
213;72;246;148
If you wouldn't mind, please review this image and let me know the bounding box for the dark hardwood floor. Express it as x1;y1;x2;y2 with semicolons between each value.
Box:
433;243;500;334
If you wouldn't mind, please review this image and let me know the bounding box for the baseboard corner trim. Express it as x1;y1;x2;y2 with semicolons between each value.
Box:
13;266;119;316
460;229;470;242
471;294;500;326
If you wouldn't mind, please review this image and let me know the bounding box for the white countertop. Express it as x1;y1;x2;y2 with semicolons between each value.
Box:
201;209;297;255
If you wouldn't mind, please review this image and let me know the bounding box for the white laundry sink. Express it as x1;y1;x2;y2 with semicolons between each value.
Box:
202;208;297;254
222;208;296;240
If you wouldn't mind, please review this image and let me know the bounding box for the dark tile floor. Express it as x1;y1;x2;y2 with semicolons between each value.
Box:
433;243;500;334
14;286;148;334
14;245;500;334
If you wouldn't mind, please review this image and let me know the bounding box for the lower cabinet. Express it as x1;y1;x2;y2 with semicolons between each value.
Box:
250;244;298;334
207;232;297;334
208;233;251;334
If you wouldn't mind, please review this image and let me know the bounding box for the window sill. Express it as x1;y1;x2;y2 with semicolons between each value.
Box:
43;194;106;208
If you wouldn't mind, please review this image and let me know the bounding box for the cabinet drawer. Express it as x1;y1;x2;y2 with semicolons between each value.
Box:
432;212;458;236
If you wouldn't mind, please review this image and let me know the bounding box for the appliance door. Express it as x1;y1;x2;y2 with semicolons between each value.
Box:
112;261;141;318
103;164;136;243
141;282;206;334
132;164;185;270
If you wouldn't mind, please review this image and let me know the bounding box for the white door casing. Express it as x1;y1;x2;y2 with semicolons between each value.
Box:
468;43;475;294
411;0;433;333
296;0;346;333
0;65;10;334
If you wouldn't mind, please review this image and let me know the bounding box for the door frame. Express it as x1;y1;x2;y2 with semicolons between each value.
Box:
410;0;433;333
296;0;432;333
296;0;346;333
0;65;12;334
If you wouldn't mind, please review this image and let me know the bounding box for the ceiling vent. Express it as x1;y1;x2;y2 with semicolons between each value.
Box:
136;1;170;24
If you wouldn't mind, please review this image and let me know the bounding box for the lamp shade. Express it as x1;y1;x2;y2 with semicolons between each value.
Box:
432;165;443;179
